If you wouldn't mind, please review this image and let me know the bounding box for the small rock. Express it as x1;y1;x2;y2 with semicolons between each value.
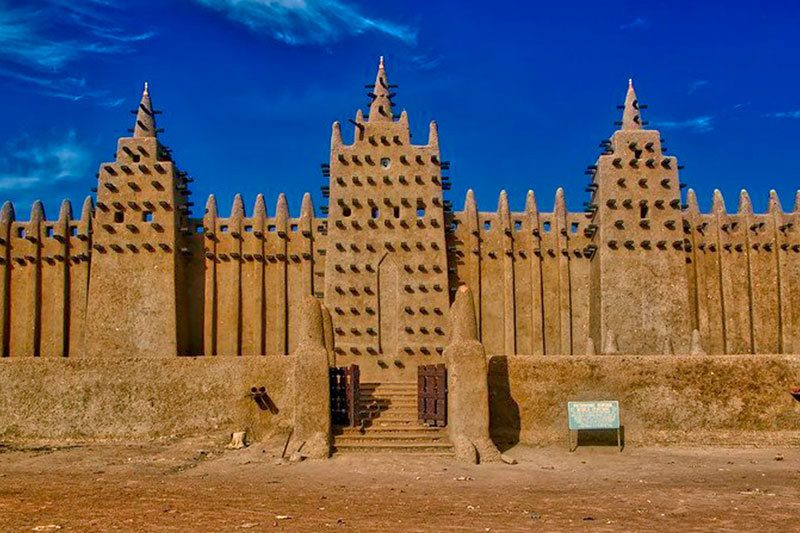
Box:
227;431;248;450
583;516;595;521
275;515;292;520
454;476;474;481
528;512;541;520
541;465;555;470
774;454;784;462
500;454;517;465
289;451;304;463
32;527;62;532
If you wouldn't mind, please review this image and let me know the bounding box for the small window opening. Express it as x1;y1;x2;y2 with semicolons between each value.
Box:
484;221;491;231
543;221;551;233
571;222;579;233
342;206;352;217
70;226;78;237
220;225;229;233
195;225;204;234
417;208;425;218
46;226;54;238
114;211;124;223
380;157;391;168
451;219;460;231
393;206;400;219
243;225;252;233
268;225;276;232
371;207;379;219
640;204;649;219
290;224;298;232
514;220;522;231
143;211;153;222
17;228;25;238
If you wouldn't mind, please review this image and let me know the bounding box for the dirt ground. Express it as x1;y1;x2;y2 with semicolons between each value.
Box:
1;437;798;532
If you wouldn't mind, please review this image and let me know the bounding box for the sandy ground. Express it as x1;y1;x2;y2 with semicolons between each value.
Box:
0;437;798;532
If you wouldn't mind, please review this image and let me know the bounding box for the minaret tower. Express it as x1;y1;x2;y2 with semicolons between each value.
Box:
85;84;193;356
589;80;691;353
325;58;450;378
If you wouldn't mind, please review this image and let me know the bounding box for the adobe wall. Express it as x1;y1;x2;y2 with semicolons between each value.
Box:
0;356;292;442
489;354;800;446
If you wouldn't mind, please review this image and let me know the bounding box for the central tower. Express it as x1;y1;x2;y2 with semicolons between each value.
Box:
325;58;450;377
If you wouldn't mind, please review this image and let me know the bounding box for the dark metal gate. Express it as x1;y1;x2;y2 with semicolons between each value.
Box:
418;364;447;427
330;364;360;427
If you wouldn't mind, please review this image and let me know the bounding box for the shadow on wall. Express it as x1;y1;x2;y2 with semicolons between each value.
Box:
488;356;520;452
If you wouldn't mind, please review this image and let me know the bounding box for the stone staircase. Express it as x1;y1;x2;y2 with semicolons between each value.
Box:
332;381;453;455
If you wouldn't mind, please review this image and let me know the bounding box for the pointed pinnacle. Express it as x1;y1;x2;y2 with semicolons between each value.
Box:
712;189;726;214
768;190;783;213
738;189;753;215
0;201;14;224
621;79;642;130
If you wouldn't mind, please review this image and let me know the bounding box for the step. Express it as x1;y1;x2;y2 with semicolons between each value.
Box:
333;441;454;454
335;427;447;442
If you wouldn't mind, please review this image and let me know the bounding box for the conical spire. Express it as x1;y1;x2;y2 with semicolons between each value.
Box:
331;121;342;149
525;190;538;214
768;190;783;213
133;82;157;138
368;56;394;122
686;188;700;215
738;189;753;215
203;194;218;228
554;187;567;215
0;201;15;225
712;189;726;215
497;190;510;220
275;193;289;233
78;196;92;238
621;79;643;130
56;199;72;236
230;193;245;234
428;121;439;147
300;192;314;220
451;285;479;342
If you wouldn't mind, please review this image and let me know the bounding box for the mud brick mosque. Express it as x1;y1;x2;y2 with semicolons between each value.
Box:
1;58;798;457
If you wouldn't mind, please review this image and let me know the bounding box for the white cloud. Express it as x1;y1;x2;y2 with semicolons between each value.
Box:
192;0;418;45
657;116;714;133
0;131;93;193
620;17;650;30
766;110;800;119
0;1;155;104
688;80;710;93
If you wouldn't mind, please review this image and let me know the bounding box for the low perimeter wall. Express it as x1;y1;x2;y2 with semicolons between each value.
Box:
0;357;293;442
489;354;800;446
1;355;799;446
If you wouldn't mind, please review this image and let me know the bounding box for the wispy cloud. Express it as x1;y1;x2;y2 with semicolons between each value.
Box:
688;80;710;93
620;17;650;30
0;1;156;104
656;116;714;133
0;131;93;194
191;0;418;45
765;110;800;119
409;54;443;71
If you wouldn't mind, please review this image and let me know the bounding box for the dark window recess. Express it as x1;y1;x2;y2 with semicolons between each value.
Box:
244;225;253;233
195;225;204;234
572;222;579;233
342;206;352;217
268;225;276;232
46;227;54;238
514;220;522;231
417;208;425;218
70;226;78;237
484;221;491;231
17;228;25;238
114;211;124;223
640;205;649;219
543;221;551;233
143;211;153;222
290;224;298;232
393;206;400;218
220;225;229;233
371;207;379;219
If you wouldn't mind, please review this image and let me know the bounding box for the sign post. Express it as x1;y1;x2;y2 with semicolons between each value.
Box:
567;401;621;452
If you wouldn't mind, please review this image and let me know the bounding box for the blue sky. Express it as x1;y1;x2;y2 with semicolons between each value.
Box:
2;0;800;219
